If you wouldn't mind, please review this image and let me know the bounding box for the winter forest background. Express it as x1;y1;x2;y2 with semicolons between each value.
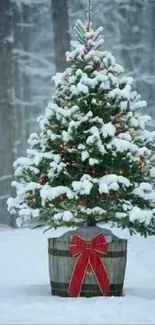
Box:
1;0;155;226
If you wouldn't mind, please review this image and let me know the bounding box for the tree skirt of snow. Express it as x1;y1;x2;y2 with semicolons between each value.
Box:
0;225;155;324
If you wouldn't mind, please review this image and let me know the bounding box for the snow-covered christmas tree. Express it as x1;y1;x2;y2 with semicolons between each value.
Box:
7;6;155;237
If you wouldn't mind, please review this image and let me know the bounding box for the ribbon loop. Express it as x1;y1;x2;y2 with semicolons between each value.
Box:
67;233;110;297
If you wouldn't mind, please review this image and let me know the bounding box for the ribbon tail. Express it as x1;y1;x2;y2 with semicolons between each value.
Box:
90;252;109;295
67;253;89;297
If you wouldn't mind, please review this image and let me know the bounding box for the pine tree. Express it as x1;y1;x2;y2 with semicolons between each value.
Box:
7;16;155;236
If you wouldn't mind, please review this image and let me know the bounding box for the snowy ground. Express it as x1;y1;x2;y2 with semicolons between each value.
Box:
0;225;155;324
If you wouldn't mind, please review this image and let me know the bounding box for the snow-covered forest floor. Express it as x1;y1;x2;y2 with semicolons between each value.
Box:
0;225;155;324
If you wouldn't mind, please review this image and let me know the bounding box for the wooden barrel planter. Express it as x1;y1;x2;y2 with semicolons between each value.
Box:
48;226;127;297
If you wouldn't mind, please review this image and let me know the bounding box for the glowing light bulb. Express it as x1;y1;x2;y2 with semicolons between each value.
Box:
66;55;71;62
86;31;93;39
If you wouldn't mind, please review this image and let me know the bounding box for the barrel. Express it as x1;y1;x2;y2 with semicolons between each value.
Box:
48;226;127;297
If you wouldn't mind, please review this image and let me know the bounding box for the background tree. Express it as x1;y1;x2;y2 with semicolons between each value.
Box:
52;0;70;72
0;0;15;226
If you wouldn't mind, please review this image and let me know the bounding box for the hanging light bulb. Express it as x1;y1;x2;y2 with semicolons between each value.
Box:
66;55;71;62
86;31;93;39
32;197;37;203
72;160;76;165
58;195;64;201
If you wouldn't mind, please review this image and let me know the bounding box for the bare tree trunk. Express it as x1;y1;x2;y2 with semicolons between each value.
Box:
12;2;23;159
12;2;32;158
21;3;32;143
143;1;155;120
118;1;155;124
51;0;70;72
0;0;15;226
118;0;143;75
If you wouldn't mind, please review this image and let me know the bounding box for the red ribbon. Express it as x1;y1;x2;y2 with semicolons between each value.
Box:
67;233;109;297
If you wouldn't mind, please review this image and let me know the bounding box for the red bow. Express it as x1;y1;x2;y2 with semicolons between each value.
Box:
67;233;109;297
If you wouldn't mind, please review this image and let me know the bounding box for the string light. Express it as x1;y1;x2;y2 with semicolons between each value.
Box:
79;200;85;205
83;47;87;54
96;67;102;72
129;127;135;133
38;176;48;185
104;193;120;199
115;117;121;123
26;190;33;198
65;74;70;81
59;142;67;150
58;195;64;201
138;157;145;168
141;161;145;168
86;31;93;39
66;55;71;62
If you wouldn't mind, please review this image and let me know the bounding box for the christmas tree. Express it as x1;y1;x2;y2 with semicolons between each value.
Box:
7;8;155;237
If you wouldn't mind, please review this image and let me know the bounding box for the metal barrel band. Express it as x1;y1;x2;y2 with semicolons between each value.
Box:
48;248;127;258
51;281;123;297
